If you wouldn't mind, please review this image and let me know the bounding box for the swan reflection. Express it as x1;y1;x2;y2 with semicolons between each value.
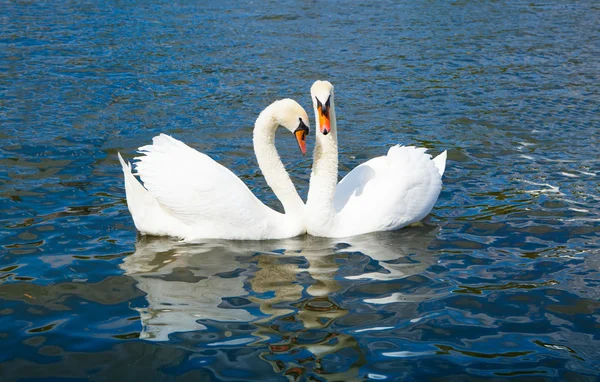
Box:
120;237;261;341
121;225;439;376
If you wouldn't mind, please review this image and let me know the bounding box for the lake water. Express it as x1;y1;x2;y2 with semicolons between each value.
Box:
1;0;599;380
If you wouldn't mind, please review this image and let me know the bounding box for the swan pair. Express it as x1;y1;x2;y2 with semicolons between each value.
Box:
119;81;446;240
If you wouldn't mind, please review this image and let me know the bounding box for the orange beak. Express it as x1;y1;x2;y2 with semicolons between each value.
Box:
318;106;331;135
316;95;332;135
294;128;307;155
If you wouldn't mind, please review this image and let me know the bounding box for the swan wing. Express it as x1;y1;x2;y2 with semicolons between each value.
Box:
133;134;280;239
119;152;192;237
333;146;445;236
432;150;447;176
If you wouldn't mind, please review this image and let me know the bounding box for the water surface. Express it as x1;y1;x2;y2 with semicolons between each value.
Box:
1;0;599;380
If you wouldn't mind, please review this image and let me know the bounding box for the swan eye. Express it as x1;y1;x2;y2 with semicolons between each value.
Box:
298;118;310;135
316;97;329;117
315;96;331;112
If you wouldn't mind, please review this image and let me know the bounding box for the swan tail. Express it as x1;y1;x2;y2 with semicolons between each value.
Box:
432;150;447;177
118;152;174;236
119;151;147;205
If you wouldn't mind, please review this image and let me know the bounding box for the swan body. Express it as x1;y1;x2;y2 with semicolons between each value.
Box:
119;99;310;241
306;80;447;238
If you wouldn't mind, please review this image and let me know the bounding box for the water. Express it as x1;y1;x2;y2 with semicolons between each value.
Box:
1;0;599;380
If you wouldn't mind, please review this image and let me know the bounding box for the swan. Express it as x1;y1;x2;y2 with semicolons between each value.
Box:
118;98;310;241
305;80;447;238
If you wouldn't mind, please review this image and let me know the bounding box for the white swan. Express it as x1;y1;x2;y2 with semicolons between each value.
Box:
118;98;310;240
305;80;447;238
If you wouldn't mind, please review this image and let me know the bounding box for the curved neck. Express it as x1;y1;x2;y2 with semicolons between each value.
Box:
306;101;338;220
253;108;304;217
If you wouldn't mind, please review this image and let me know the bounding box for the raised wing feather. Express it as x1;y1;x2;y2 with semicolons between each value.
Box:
333;145;443;235
134;134;278;236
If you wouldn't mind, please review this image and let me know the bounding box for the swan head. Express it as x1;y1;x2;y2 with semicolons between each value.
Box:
272;98;311;155
310;80;334;135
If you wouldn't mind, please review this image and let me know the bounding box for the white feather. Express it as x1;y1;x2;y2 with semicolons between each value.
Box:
118;99;310;241
332;146;444;236
133;134;285;239
306;80;447;238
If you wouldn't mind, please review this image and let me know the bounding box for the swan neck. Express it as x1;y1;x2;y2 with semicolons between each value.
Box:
307;102;338;219
253;108;304;217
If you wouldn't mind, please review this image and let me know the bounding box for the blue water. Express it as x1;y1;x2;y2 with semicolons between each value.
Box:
1;0;599;380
